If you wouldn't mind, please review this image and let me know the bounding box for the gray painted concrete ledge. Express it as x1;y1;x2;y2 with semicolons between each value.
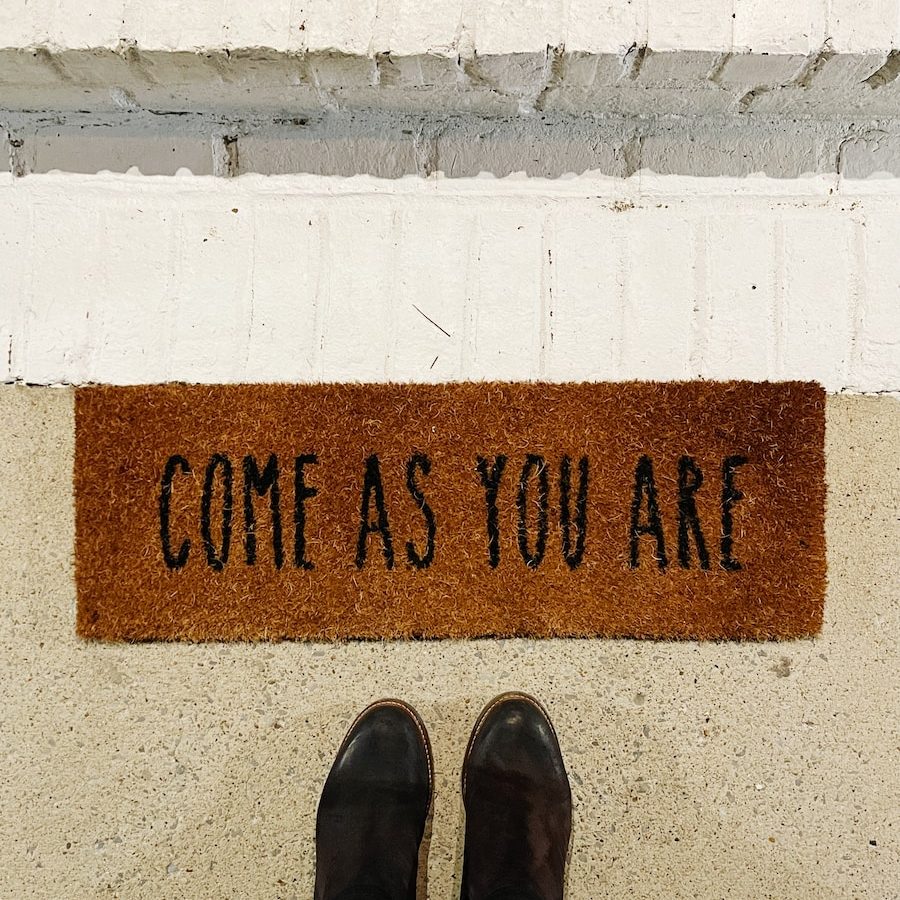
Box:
4;47;900;177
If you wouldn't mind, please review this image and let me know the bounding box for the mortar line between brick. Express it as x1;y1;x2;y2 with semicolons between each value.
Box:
86;205;106;381
847;216;868;388
16;199;36;382
773;217;787;378
688;217;709;378
243;203;258;378
385;205;402;381
164;210;185;381
312;206;330;381
538;209;554;378
460;212;480;378
615;218;628;379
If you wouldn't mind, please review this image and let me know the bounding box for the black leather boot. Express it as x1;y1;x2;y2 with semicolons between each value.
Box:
314;699;433;900
460;692;572;900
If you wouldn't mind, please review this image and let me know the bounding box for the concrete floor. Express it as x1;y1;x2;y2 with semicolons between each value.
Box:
0;386;897;899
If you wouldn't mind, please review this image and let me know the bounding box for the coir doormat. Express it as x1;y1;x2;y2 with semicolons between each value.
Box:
75;381;826;641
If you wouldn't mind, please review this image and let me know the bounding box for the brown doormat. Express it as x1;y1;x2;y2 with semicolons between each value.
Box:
75;381;825;641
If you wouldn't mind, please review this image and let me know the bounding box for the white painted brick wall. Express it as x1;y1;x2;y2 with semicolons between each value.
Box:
468;209;546;380
830;0;900;53
855;210;900;391
648;0;731;53
89;200;177;382
543;205;620;381
732;0;826;55
24;202;102;383
2;173;897;393
322;202;397;381
169;205;254;381
780;214;855;386
703;214;776;381
1;1;899;54
621;212;695;380
244;202;321;382
393;204;468;380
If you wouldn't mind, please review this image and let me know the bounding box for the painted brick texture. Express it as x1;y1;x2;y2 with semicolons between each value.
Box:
2;173;897;392
1;1;898;54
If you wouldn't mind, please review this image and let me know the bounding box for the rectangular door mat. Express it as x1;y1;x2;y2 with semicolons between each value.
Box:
75;381;826;641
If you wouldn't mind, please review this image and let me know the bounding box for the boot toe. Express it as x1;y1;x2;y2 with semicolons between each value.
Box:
464;693;569;800
332;701;433;800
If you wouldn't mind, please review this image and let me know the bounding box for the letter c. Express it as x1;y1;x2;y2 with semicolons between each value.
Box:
159;455;191;569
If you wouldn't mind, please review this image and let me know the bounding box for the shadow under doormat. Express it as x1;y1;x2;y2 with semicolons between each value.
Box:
75;381;826;641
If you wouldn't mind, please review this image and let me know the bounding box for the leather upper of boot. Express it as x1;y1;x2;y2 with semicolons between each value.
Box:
461;693;572;900
314;701;433;900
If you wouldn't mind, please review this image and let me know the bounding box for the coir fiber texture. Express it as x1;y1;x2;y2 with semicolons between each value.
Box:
75;381;826;641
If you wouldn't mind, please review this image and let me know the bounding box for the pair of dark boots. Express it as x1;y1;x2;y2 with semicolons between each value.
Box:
315;692;572;900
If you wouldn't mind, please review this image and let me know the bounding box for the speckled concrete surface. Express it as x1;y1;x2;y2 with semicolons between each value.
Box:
0;386;897;899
